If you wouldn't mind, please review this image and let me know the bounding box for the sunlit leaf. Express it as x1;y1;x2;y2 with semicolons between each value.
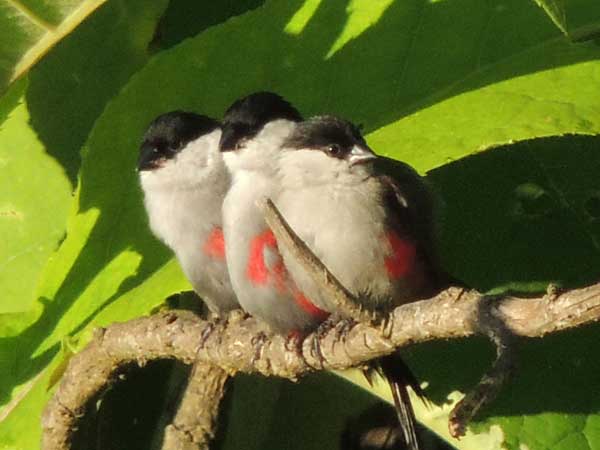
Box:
0;94;71;320
0;0;107;93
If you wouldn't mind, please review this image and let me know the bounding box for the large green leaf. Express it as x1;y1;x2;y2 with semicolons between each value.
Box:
0;0;108;93
0;90;71;320
1;0;599;448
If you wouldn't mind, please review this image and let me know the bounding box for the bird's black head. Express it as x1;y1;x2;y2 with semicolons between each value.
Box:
219;92;303;152
138;111;220;171
283;116;376;165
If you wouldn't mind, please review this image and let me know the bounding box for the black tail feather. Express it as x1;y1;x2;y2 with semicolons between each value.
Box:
363;354;426;450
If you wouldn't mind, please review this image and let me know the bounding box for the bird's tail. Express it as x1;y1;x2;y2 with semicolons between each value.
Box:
363;354;427;450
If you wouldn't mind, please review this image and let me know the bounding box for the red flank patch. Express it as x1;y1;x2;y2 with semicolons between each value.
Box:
203;227;226;260
293;289;330;321
384;231;417;279
247;230;278;285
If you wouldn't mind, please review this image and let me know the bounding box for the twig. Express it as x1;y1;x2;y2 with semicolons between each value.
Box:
448;296;515;438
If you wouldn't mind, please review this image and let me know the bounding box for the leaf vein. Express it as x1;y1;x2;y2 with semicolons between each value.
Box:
3;0;56;32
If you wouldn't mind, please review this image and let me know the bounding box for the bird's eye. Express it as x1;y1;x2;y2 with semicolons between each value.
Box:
327;144;342;156
169;142;180;152
234;139;246;150
154;142;168;153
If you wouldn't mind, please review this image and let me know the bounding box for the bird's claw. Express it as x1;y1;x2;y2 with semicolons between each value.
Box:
197;318;220;350
251;331;269;364
332;317;356;341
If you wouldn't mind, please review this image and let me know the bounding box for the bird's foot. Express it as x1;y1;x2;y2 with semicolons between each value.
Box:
308;315;357;368
197;317;222;350
250;331;270;365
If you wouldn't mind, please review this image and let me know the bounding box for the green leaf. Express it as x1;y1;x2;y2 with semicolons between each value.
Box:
255;373;429;450
0;76;25;124
151;0;266;51
0;349;59;449
0;0;108;93
430;135;600;290
0;94;71;320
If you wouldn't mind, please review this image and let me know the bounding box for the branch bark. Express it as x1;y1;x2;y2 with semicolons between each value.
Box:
162;363;229;449
41;282;600;450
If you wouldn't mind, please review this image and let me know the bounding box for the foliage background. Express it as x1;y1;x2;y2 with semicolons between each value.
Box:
0;0;599;449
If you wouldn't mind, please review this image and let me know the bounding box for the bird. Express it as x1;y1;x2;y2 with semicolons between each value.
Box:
138;110;238;315
273;115;448;450
275;116;444;310
219;91;328;333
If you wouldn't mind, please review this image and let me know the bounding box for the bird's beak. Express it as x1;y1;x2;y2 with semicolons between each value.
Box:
348;145;377;166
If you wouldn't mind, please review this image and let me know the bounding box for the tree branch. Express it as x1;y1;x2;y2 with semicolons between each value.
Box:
162;363;229;449
41;282;600;449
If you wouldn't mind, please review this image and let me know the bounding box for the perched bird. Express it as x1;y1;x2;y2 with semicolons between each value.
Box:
275;116;444;313
274;116;447;450
220;91;327;332
138;111;238;314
